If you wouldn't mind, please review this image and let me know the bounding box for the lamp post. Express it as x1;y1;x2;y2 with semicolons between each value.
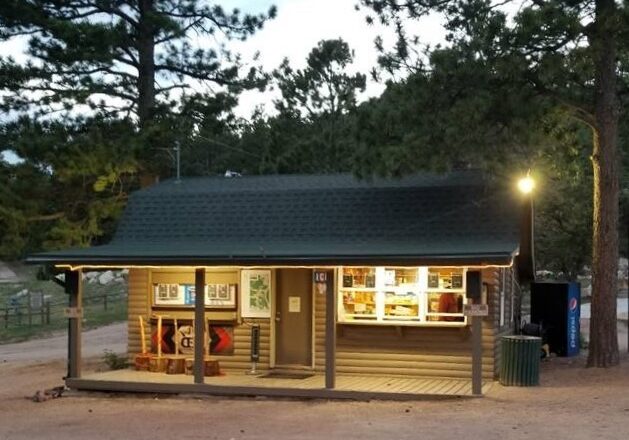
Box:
516;172;535;334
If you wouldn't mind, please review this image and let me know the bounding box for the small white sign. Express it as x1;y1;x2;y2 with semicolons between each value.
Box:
64;307;83;318
354;302;367;313
384;270;396;286
463;304;489;317
288;296;301;313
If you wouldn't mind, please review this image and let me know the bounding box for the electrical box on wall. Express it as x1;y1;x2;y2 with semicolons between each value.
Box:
466;271;482;300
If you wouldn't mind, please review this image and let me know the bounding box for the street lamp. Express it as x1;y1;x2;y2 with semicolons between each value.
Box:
518;173;535;194
515;171;536;335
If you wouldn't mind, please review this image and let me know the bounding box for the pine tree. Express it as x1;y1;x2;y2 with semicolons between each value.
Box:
0;1;275;122
360;0;627;366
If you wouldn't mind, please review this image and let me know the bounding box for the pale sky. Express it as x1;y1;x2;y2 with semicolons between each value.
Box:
227;0;445;116
0;0;447;162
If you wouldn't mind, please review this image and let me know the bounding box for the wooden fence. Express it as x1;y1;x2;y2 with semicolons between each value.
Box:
1;291;126;329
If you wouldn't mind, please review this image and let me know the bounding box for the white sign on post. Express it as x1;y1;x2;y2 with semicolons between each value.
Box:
463;304;489;317
64;307;83;318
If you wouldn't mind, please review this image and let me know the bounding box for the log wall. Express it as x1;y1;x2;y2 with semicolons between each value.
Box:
315;268;506;380
127;268;271;373
128;266;514;380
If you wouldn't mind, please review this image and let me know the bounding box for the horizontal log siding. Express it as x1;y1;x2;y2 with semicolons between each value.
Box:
493;266;518;378
128;268;150;358
314;268;501;380
215;319;270;372
126;268;271;373
127;266;508;381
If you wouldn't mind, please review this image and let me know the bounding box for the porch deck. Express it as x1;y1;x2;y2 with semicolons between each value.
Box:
67;370;493;400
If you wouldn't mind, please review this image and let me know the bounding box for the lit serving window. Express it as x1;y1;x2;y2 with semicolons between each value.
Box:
338;267;467;326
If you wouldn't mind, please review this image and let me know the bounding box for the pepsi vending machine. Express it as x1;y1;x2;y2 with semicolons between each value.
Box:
531;282;580;357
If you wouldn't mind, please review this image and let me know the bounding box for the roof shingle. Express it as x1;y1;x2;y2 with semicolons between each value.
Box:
28;171;525;266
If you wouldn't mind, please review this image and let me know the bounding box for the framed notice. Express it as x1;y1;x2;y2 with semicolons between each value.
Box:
452;273;463;289
427;273;439;289
206;283;237;310
153;283;237;309
241;269;272;318
153;283;185;306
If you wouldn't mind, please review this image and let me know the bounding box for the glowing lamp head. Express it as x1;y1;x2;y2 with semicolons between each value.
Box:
518;175;535;194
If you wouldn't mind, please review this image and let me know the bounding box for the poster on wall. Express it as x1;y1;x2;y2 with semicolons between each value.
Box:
241;269;272;318
206;283;237;309
153;283;237;309
183;284;196;305
209;325;234;355
150;320;234;355
314;269;334;296
153;284;185;306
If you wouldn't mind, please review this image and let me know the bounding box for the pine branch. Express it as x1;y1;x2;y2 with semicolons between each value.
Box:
27;212;65;222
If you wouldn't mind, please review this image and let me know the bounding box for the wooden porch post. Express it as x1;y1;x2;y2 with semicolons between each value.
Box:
65;269;83;379
194;268;205;384
325;270;336;389
471;299;483;396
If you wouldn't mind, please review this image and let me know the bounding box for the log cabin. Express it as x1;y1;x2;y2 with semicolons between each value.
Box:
27;171;534;399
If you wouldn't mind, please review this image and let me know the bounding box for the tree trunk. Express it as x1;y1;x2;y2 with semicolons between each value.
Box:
137;0;156;128
587;0;620;368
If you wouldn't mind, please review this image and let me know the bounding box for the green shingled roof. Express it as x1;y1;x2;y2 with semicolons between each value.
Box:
27;171;527;266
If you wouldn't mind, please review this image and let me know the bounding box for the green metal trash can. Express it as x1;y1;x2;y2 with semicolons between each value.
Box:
500;335;542;386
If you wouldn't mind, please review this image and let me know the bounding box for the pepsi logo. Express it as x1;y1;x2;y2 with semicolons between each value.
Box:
569;298;578;311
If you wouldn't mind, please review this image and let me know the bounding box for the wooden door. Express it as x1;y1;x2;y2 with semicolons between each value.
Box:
275;269;313;367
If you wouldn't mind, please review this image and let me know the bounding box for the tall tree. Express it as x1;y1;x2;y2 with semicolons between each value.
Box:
263;38;366;172
0;1;275;255
360;0;627;366
0;0;275;170
273;39;366;119
0;0;275;120
0;115;138;257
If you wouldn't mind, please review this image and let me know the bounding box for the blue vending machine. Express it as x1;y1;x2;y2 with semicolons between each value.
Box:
531;282;581;357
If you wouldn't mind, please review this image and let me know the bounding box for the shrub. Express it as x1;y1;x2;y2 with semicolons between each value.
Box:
102;350;129;370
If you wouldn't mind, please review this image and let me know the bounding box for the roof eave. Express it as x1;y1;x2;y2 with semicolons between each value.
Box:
25;252;515;268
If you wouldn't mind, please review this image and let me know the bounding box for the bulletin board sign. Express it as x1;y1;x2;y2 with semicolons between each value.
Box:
240;270;272;318
154;283;186;306
153;283;237;310
206;283;238;310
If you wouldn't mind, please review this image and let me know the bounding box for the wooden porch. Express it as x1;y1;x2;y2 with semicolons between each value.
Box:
67;370;493;400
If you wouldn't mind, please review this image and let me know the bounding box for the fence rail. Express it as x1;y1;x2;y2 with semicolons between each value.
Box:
1;291;126;329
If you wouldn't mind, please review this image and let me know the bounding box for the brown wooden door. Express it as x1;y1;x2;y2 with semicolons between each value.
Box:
275;269;313;367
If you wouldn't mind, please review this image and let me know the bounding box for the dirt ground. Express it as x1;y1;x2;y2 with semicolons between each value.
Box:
1;326;629;440
0;323;127;363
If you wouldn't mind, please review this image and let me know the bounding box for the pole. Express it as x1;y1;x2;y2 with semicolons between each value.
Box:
324;270;336;389
193;268;205;384
175;142;181;183
66;269;83;378
27;292;32;327
626;213;628;353
471;299;483;396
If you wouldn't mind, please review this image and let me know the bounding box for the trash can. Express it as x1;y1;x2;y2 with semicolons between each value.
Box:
499;335;542;386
